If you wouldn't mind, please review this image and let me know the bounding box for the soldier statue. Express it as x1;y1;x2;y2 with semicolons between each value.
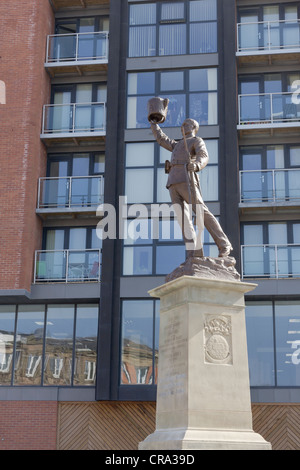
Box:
148;98;232;259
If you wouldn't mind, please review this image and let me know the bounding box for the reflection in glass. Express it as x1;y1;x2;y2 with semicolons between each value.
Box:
0;306;16;385
44;305;74;386
14;306;45;385
121;301;155;384
163;94;186;127
245;302;275;386
190;92;217;125
73;305;98;386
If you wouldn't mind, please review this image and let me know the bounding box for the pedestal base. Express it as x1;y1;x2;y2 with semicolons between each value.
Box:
139;428;272;451
139;275;272;451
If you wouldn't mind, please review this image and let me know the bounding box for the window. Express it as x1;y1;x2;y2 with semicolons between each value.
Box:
0;304;98;386
123;217;219;276
245;302;275;386
121;300;159;384
239;144;300;203
128;0;217;57
246;300;300;387
127;68;218;129
241;221;300;278
125;140;219;205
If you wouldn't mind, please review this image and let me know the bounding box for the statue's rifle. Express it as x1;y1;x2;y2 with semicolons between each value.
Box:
182;127;196;225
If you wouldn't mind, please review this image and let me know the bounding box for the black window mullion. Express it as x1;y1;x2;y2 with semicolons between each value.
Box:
10;305;18;386
272;301;278;387
71;304;77;386
41;305;48;386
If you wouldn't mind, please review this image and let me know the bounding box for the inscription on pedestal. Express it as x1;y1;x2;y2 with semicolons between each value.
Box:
204;315;232;365
158;312;187;400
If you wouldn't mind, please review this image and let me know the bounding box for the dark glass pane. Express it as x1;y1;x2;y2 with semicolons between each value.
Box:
0;306;15;385
121;300;154;384
44;305;75;386
14;306;45;386
73;304;98;386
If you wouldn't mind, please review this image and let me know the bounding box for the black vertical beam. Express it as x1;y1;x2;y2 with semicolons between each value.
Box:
218;0;240;268
95;0;127;400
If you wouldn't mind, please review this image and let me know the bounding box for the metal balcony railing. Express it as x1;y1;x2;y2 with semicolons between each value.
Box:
237;19;300;53
241;244;300;279
238;92;300;127
41;102;106;135
37;175;104;210
240;168;300;204
34;249;101;283
46;31;109;64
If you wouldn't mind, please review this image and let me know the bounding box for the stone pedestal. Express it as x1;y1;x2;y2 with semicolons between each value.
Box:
139;276;271;450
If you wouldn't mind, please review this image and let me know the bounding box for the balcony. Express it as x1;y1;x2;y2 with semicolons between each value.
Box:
50;0;109;10
237;19;300;66
34;249;101;283
40;102;106;145
45;31;109;76
241;244;300;279
237;92;300;136
36;175;104;219
239;168;300;214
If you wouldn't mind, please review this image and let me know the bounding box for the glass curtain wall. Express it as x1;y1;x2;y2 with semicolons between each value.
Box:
0;304;98;386
246;300;300;387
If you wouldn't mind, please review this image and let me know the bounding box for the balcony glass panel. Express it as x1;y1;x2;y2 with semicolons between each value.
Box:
35;249;101;283
38;176;104;208
67;250;100;281
47;32;108;63
35;251;66;281
240;169;300;203
242;244;300;278
42;103;106;134
239;92;300;125
237;19;300;52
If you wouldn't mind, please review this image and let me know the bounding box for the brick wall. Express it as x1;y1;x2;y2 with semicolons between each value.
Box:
0;0;54;291
0;401;58;450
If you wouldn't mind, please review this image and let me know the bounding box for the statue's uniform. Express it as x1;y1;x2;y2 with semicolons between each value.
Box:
151;123;232;256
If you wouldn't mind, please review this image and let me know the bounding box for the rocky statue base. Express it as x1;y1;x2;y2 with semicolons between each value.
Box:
139;275;271;451
166;255;240;283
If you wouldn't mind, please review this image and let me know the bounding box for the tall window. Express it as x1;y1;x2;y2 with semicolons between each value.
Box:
0;304;99;386
127;68;218;128
121;300;159;385
246;300;300;387
128;0;217;57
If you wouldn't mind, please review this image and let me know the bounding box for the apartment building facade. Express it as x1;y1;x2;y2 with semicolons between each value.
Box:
0;0;299;450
